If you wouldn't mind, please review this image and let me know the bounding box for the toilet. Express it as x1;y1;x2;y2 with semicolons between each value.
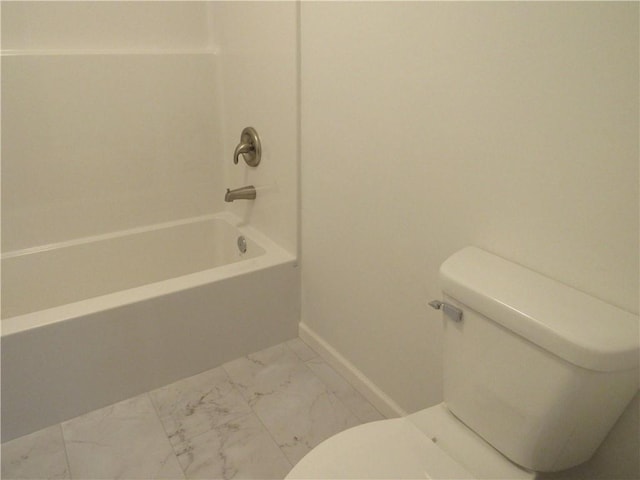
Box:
287;247;639;479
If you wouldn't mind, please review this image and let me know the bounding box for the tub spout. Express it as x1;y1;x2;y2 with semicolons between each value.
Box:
225;185;256;202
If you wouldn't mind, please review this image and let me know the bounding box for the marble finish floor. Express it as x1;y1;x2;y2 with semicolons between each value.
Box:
2;338;384;479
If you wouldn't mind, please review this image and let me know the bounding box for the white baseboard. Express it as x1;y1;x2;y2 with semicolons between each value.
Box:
298;322;407;419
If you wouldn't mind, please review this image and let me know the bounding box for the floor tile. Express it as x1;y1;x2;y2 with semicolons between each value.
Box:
61;394;184;479
1;424;70;480
305;357;384;423
224;343;360;464
174;413;291;479
150;366;252;447
224;343;302;406
3;338;379;479
286;338;318;362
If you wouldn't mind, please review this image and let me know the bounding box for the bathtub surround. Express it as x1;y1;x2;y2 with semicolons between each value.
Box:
300;1;639;478
0;2;208;249
2;339;382;480
2;0;299;443
1;50;223;252
0;2;211;52
1;1;297;256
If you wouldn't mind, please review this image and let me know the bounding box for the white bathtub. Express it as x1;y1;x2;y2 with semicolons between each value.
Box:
1;212;300;442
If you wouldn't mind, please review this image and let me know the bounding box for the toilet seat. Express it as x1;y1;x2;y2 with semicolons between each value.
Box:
286;404;535;480
285;416;474;479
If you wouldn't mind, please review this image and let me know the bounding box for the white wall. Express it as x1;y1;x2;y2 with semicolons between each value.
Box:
301;1;638;476
1;2;224;251
210;1;299;256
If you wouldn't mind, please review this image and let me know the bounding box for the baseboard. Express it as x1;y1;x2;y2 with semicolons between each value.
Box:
298;322;407;419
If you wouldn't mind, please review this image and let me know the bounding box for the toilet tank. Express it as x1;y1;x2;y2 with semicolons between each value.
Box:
438;247;639;472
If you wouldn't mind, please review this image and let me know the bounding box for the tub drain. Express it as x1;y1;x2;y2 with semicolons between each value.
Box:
237;236;247;254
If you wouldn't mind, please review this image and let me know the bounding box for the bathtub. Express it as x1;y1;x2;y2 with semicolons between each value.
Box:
1;212;300;442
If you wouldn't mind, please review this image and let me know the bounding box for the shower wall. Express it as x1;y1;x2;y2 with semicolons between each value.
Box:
1;2;223;252
208;2;299;256
1;1;299;256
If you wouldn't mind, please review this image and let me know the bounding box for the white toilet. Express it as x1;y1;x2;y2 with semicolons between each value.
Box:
287;247;639;479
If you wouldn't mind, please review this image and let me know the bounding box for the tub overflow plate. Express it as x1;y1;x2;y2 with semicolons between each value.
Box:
237;236;247;254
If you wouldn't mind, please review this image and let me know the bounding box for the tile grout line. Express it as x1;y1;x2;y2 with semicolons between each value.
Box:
304;356;385;423
146;392;188;480
287;338;320;363
281;341;368;463
221;357;295;472
154;363;258;447
287;341;373;426
292;336;386;422
58;423;74;480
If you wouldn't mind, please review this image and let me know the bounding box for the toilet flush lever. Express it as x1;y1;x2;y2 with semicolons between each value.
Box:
429;300;463;322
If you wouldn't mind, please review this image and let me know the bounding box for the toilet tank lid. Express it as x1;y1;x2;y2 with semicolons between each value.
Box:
439;247;639;372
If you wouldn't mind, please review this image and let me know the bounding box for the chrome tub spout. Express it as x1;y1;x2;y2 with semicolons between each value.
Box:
225;185;257;202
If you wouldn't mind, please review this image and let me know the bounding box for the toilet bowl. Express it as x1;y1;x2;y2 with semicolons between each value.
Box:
287;247;639;479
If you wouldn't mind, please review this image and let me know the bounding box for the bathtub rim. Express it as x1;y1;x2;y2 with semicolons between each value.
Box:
1;211;296;337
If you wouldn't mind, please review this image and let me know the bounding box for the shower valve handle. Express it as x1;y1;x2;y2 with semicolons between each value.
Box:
233;127;261;167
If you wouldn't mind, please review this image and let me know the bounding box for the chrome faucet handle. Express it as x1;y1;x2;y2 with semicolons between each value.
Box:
233;127;261;166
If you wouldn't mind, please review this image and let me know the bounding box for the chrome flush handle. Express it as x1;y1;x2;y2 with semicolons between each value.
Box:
429;300;463;322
